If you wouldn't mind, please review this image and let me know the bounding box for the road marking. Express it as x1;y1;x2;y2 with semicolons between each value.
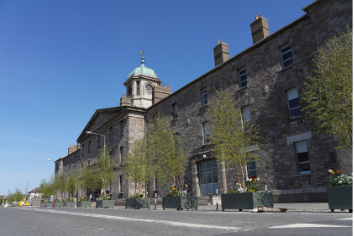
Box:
336;218;353;221
15;208;241;231
270;223;351;228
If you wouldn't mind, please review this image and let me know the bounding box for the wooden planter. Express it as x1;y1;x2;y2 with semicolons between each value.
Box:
327;186;352;212
77;201;91;208
64;202;75;208
221;192;273;211
54;202;64;208
162;197;198;210
96;200;114;209
125;198;150;209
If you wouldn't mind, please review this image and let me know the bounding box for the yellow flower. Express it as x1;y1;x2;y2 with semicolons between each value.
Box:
173;187;176;190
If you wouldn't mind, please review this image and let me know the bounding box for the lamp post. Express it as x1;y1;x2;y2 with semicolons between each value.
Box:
21;178;29;204
86;131;106;194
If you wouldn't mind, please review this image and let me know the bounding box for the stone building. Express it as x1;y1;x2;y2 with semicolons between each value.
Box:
55;0;352;203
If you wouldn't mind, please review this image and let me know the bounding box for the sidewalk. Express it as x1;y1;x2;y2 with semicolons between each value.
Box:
114;202;338;212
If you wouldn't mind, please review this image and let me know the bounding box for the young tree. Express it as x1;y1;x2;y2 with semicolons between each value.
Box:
121;137;154;195
95;147;114;195
80;164;101;196
54;171;68;199
13;189;24;202
67;171;79;199
146;113;187;188
207;89;263;188
301;29;352;149
39;175;56;198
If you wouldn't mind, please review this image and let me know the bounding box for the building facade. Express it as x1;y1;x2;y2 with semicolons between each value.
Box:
56;0;352;203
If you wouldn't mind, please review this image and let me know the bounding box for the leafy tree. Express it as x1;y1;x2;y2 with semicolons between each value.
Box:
67;171;79;198
54;171;68;199
207;89;263;188
146;113;187;188
39;175;56;198
80;162;102;195
121;137;154;195
0;197;3;205
95;147;114;195
301;28;352;149
13;189;24;202
6;191;15;203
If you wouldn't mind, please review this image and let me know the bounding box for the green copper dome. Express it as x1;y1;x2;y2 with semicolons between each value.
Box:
128;57;157;79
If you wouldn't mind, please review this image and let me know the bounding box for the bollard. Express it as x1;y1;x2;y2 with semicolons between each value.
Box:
216;189;219;211
154;193;157;210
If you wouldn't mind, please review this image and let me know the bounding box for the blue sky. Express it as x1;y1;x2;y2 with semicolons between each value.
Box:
0;0;314;196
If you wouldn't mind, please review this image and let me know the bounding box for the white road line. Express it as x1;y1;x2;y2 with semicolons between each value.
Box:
270;223;351;228
336;218;353;221
15;208;241;231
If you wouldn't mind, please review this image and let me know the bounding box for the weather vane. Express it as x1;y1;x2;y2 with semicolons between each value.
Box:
140;50;144;56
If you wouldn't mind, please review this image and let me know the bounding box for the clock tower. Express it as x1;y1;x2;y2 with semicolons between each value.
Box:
123;56;162;108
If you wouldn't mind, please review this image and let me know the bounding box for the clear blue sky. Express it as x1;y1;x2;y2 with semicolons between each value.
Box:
0;0;314;196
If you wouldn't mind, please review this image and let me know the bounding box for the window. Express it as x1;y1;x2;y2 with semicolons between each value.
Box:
136;81;140;95
295;141;311;174
120;146;124;163
281;45;293;68
82;144;84;156
88;141;91;153
201;89;208;106
120;121;125;135
110;127;113;140
286;88;302;119
155;178;159;191
239;69;247;88
88;160;90;167
247;161;257;178
203;122;210;145
119;175;123;192
241;106;251;132
173;103;178;119
98;136;101;148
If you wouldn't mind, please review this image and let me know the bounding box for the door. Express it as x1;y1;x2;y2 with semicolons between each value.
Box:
199;160;219;195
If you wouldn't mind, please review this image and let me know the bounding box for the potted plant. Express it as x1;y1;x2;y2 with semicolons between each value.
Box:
221;177;273;211
53;199;63;208
125;193;150;209
96;193;114;208
64;198;75;208
162;185;198;210
77;196;91;208
327;168;352;213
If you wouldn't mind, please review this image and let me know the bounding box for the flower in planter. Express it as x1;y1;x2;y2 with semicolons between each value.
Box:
328;168;353;186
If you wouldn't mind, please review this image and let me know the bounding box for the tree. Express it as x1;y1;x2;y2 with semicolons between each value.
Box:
80;164;101;195
39;175;56;198
301;28;352;149
146;113;187;188
67;171;79;198
121;137;154;195
54;171;68;199
13;189;24;202
95;147;114;194
207;89;263;188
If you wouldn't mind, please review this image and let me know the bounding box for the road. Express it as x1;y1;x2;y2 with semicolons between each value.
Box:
0;207;352;236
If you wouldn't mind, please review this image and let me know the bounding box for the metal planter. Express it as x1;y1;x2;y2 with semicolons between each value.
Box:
125;198;150;209
64;202;75;208
96;200;114;209
327;186;353;212
221;192;273;211
162;197;198;210
77;201;92;208
54;202;64;208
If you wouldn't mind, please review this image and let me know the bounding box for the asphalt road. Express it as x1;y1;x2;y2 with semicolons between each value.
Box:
0;207;352;236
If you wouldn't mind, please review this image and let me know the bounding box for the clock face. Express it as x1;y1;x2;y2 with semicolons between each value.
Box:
145;83;153;94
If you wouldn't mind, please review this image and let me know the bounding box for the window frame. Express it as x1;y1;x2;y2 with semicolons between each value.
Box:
173;103;178;119
120;120;125;135
136;81;140;95
241;105;251;132
82;144;84;156
238;68;247;88
280;44;293;69
286;88;302;120
120;146;124;163
247;161;257;178
295;141;311;174
203;122;210;145
201;88;208;106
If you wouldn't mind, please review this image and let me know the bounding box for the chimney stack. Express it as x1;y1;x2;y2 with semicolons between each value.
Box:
152;84;172;105
250;16;269;44
213;41;229;67
120;94;132;106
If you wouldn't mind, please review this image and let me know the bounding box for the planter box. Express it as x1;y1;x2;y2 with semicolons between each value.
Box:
327;186;352;212
54;202;64;208
125;198;150;209
64;202;75;208
40;202;47;207
162;197;198;210
77;201;91;208
96;200;114;209
221;192;273;211
41;202;52;207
